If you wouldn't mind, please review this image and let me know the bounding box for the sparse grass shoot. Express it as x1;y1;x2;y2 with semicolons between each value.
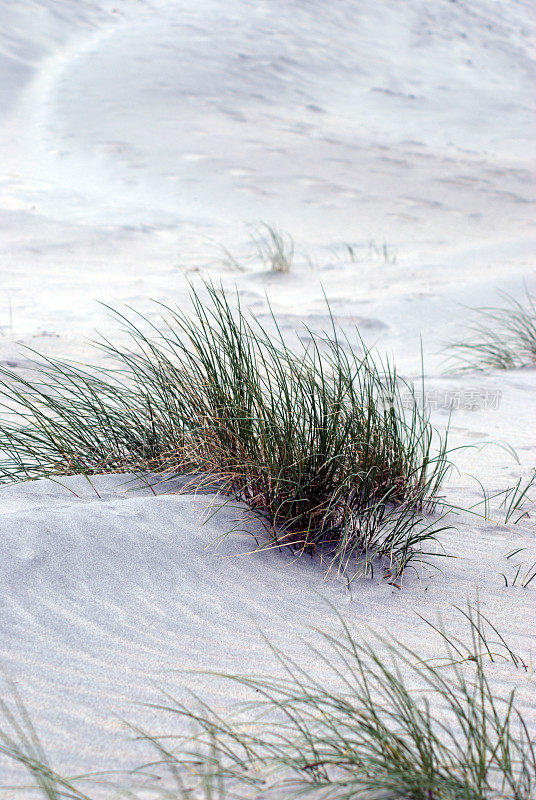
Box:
500;470;536;525
461;469;536;528
330;239;397;265
502;549;536;589
368;238;397;264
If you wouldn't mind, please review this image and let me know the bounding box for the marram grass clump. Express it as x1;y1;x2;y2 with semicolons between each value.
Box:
0;283;450;577
448;288;536;371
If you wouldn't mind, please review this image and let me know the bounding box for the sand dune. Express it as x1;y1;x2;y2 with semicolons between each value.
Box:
1;472;535;792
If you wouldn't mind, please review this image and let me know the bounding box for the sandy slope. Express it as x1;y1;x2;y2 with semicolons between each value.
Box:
0;0;535;794
0;473;535;794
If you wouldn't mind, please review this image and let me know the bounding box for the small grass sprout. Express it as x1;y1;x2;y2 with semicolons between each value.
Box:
502;549;536;589
501;470;536;525
250;222;294;273
330;240;397;265
456;469;536;528
368;238;397;264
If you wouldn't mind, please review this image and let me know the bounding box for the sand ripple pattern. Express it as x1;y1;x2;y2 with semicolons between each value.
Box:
0;474;535;795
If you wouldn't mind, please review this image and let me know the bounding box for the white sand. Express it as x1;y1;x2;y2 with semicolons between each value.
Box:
0;473;535;794
0;0;535;794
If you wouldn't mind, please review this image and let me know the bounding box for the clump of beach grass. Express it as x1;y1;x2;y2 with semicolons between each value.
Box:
251;222;294;273
448;288;536;371
221;223;295;273
0;283;450;578
1;606;534;799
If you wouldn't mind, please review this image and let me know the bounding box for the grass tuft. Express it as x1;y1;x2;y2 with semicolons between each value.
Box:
220;224;294;273
250;223;294;273
447;288;536;371
0;283;451;578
